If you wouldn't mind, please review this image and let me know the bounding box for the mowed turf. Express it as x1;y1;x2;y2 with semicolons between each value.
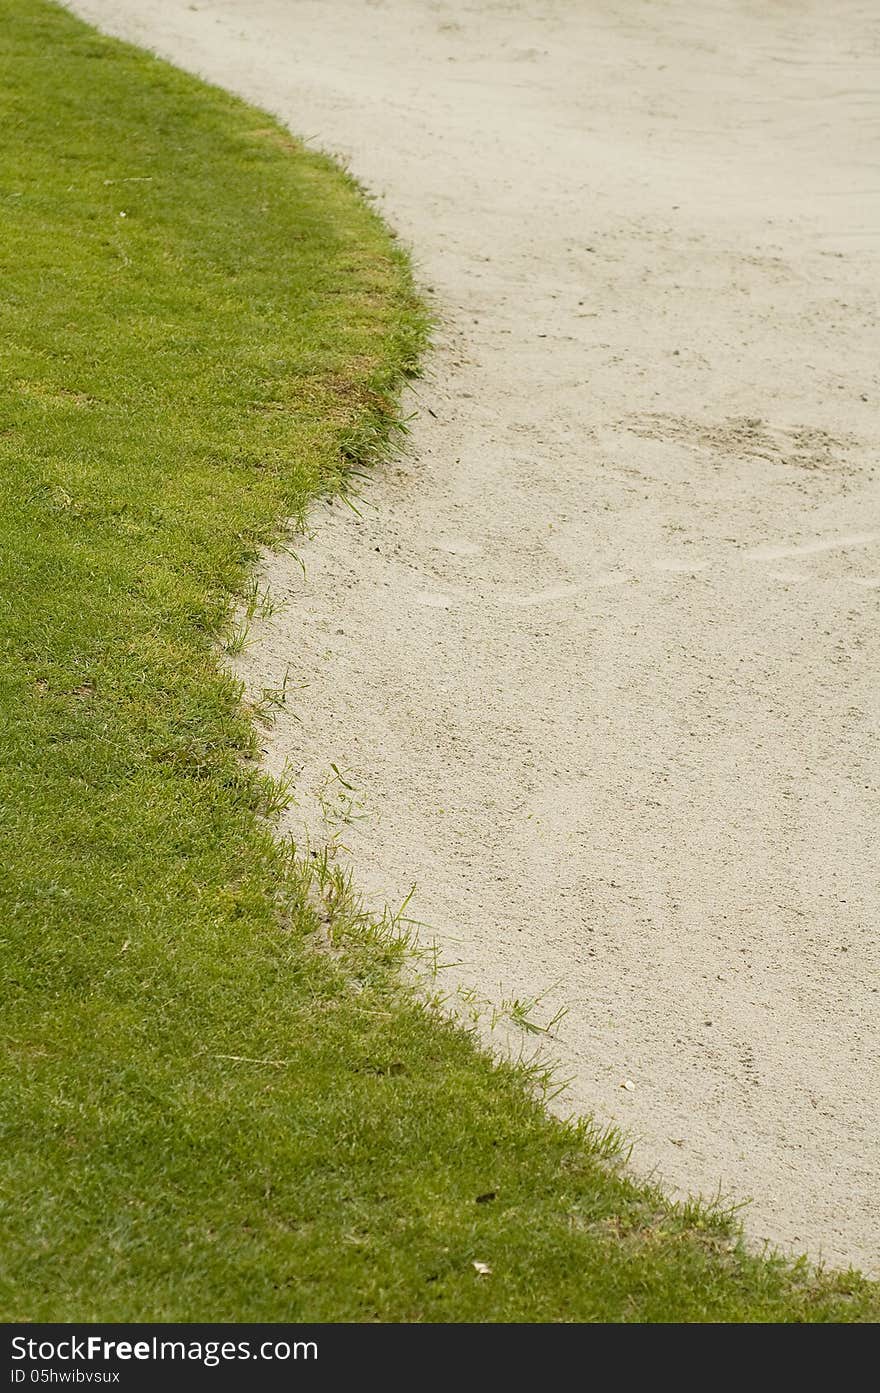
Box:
0;0;876;1321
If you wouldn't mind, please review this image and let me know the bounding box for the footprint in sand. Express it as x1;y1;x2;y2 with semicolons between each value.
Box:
747;532;878;562
434;537;483;557
413;590;455;608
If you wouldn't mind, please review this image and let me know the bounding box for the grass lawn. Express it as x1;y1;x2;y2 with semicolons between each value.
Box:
0;0;876;1322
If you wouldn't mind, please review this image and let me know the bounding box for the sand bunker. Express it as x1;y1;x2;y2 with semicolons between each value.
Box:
70;0;879;1272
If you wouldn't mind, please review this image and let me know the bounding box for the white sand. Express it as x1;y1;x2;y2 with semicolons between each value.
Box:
69;0;879;1272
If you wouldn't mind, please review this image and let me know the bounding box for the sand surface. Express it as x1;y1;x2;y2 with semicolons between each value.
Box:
68;0;879;1272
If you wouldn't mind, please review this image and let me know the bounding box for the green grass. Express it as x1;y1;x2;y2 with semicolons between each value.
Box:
0;0;876;1322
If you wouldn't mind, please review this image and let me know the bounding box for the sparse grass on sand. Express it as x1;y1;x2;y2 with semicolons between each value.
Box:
1;0;877;1321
